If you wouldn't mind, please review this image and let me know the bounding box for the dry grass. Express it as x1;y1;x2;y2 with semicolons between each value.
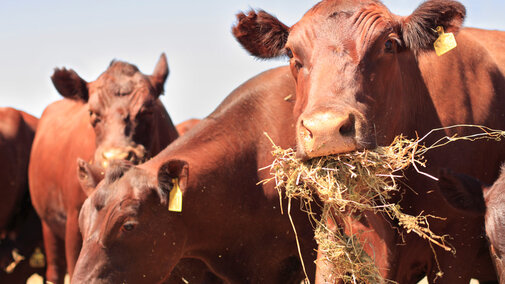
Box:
262;125;505;283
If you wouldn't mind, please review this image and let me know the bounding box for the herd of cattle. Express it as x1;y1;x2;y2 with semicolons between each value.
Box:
2;0;505;283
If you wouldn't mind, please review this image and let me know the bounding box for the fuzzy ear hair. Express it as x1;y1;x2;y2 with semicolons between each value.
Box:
77;159;104;197
51;68;89;102
402;0;466;51
232;10;290;59
437;168;486;215
149;53;169;97
104;160;134;184
157;160;189;203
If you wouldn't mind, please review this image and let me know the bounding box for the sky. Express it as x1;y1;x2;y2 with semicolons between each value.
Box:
1;0;504;125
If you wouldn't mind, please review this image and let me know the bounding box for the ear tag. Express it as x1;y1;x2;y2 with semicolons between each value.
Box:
434;26;457;56
169;178;183;212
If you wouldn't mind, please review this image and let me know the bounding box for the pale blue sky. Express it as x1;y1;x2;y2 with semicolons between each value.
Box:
1;1;504;124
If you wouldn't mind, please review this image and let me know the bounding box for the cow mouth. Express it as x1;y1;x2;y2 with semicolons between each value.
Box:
100;146;148;168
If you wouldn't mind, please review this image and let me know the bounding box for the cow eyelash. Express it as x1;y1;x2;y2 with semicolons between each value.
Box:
385;34;401;54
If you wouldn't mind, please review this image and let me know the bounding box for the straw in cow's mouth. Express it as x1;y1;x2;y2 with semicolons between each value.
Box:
261;125;505;283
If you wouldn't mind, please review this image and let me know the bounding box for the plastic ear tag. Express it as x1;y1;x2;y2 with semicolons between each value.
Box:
434;26;457;56
169;178;182;212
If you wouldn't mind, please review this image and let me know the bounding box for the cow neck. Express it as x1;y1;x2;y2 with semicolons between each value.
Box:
144;67;296;179
380;51;442;143
141;68;296;258
148;99;179;155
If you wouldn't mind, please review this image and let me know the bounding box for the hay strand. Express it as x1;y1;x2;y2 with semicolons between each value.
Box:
263;125;505;283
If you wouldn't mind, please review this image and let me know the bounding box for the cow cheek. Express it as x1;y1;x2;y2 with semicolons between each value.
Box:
293;76;310;117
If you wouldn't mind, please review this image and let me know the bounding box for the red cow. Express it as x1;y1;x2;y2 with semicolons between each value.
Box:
0;108;44;282
71;66;317;283
437;167;505;282
176;118;201;136
233;0;505;282
29;54;179;283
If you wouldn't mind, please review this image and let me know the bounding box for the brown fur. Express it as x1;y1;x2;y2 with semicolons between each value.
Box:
234;0;505;282
175;118;201;136
437;167;505;283
0;108;43;283
402;0;466;50
29;54;179;283
72;67;317;284
233;10;290;58
51;68;89;101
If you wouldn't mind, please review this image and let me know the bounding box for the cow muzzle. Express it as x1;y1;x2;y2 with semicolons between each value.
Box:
99;145;147;168
297;111;359;159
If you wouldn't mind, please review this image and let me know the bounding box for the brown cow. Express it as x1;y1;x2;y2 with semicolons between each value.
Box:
71;66;317;283
28;54;179;283
233;0;505;282
0;108;44;282
176;118;201;136
437;167;505;282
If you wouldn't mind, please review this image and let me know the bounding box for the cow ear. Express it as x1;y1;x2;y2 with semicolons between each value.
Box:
436;168;486;215
149;53;169;97
157;159;189;206
51;68;89;102
77;159;104;197
232;10;290;59
401;0;466;51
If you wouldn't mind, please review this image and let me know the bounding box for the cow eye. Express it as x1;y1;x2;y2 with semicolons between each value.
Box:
384;40;394;53
286;48;293;59
121;221;137;232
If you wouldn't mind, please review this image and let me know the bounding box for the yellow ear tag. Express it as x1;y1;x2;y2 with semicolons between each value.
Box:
169;178;183;212
434;26;457;56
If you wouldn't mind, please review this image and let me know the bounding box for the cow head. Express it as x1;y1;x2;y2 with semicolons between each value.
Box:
437;167;505;280
51;54;170;168
233;0;466;158
72;159;189;283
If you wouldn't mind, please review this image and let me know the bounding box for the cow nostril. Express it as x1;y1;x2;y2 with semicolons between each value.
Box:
339;114;355;137
126;151;136;162
300;120;313;141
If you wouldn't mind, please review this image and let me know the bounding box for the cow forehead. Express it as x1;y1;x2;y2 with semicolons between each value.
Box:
290;0;393;47
87;79;153;115
88;61;154;101
92;168;156;209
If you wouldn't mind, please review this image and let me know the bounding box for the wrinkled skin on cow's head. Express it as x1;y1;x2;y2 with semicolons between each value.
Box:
73;161;185;284
233;0;466;159
51;54;171;168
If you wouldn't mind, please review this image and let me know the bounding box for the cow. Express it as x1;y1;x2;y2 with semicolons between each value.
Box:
71;66;318;283
233;0;505;282
437;167;505;283
176;118;201;136
28;54;179;283
0;108;44;283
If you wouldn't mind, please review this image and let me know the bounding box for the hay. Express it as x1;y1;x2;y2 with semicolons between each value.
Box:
262;125;505;283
